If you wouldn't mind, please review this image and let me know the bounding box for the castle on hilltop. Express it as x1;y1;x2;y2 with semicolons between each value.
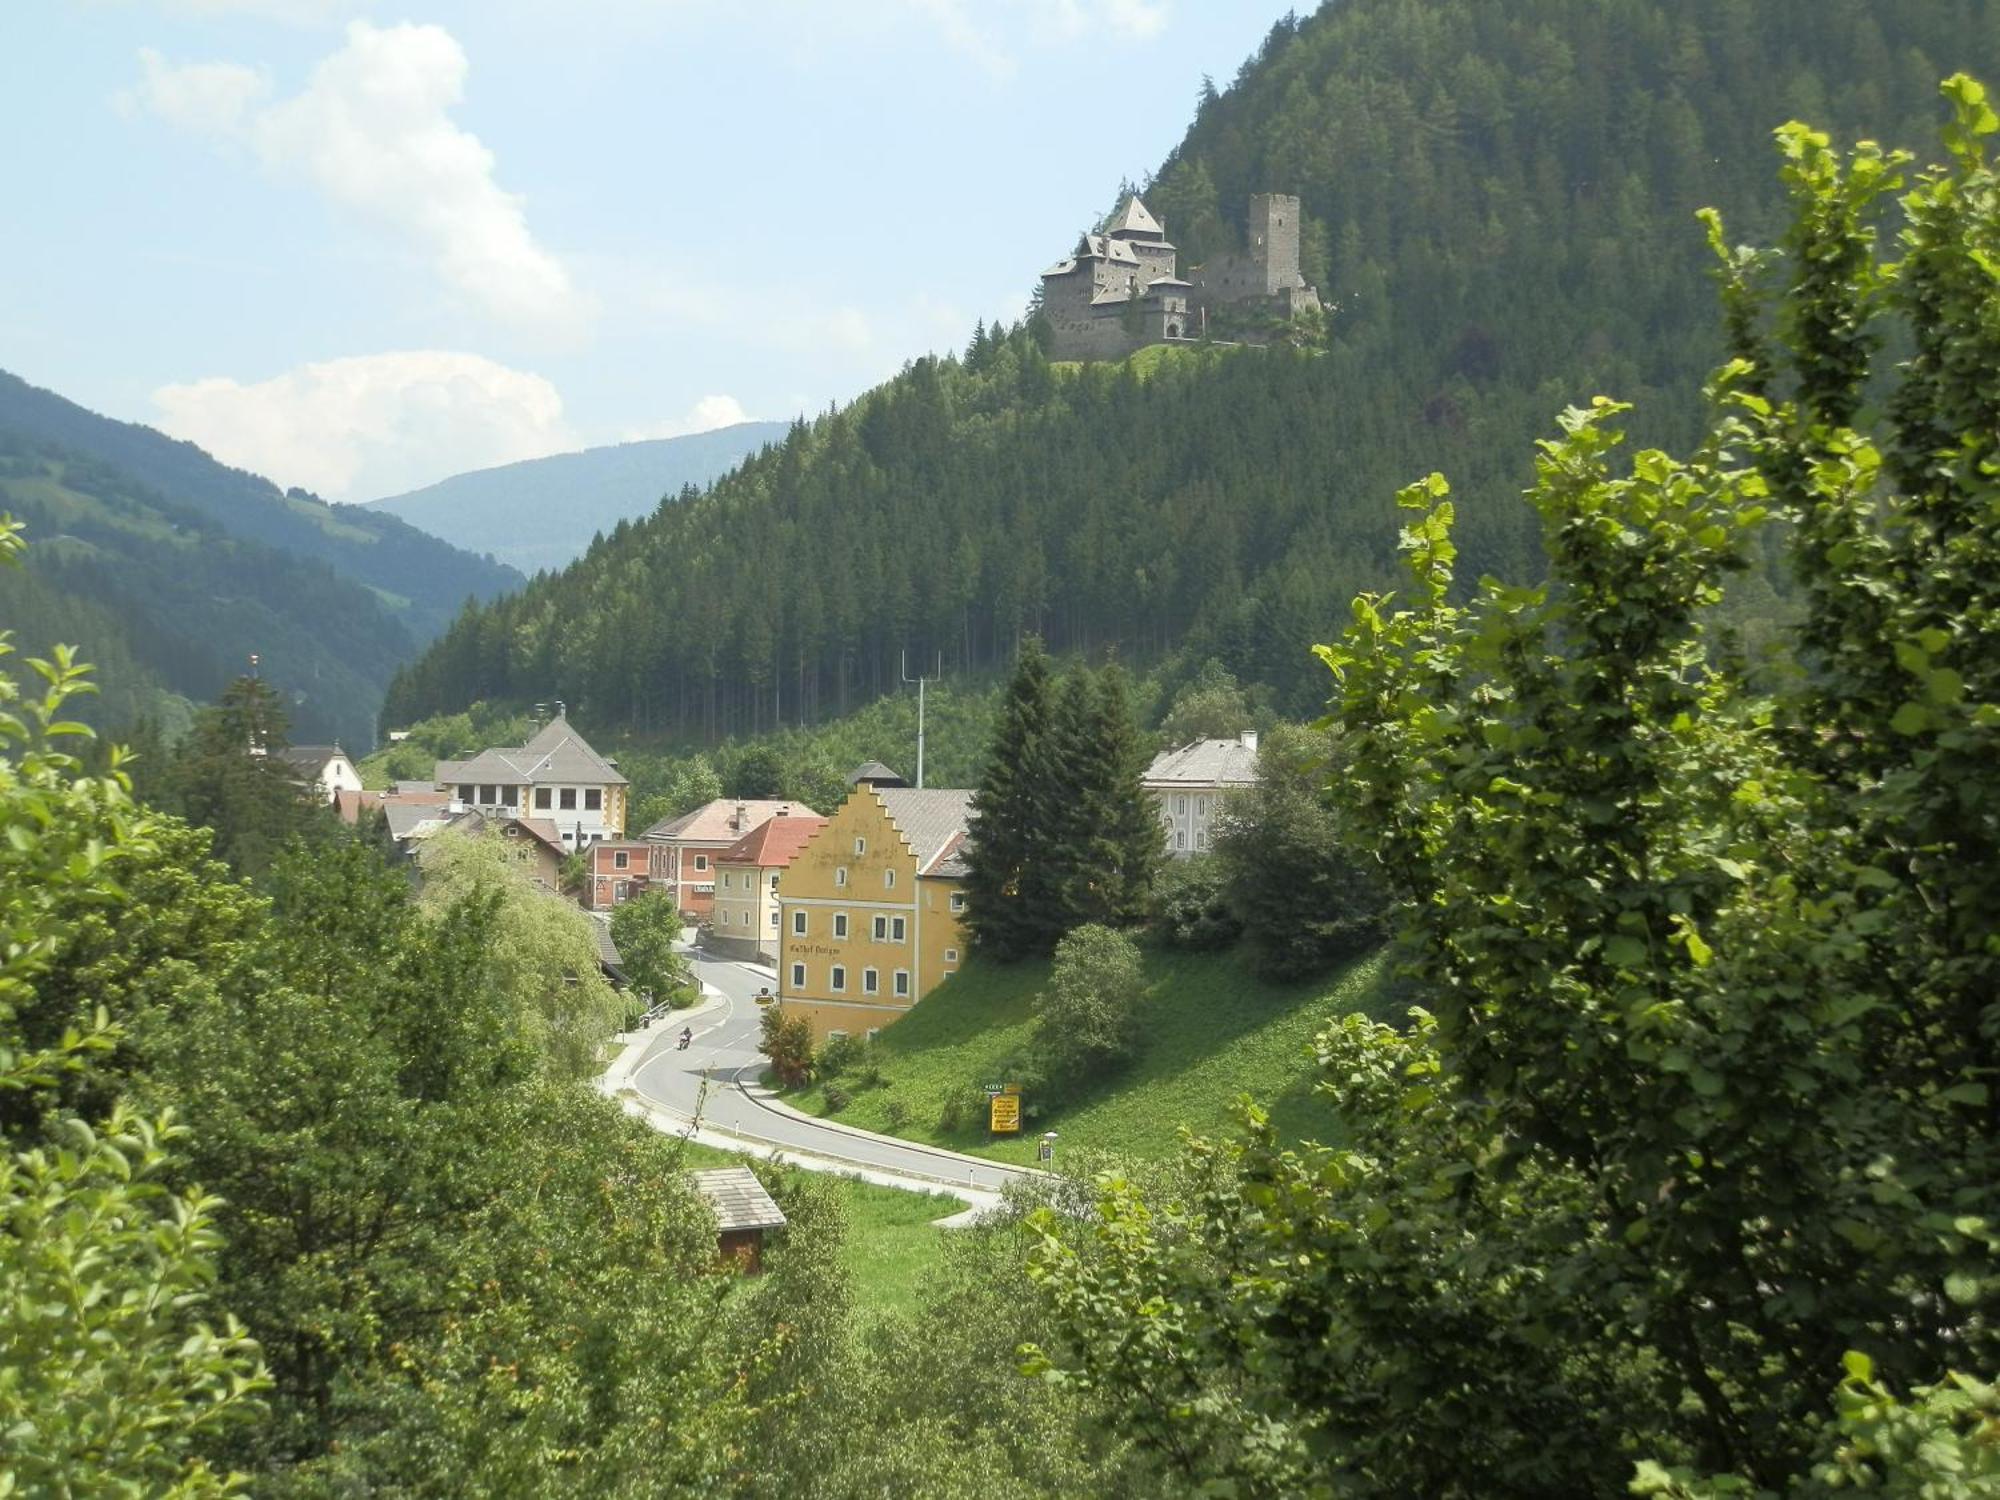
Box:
1038;191;1323;361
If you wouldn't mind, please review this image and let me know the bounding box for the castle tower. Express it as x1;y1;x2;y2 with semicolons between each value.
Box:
1246;192;1303;296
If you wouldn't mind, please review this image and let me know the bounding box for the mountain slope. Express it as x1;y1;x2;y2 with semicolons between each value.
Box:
366;422;790;575
383;0;1995;739
0;431;415;745
0;369;521;640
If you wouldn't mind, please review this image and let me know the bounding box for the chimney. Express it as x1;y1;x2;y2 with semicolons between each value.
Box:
1241;729;1259;752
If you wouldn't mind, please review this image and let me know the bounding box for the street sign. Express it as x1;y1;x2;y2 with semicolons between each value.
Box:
989;1092;1021;1133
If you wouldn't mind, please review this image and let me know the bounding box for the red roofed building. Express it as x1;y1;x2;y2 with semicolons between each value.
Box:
709;808;828;963
640;798;817;921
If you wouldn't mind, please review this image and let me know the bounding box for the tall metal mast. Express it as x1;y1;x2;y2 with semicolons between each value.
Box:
901;650;943;789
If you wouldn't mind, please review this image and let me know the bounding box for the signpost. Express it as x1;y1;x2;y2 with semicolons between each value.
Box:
987;1082;1021;1134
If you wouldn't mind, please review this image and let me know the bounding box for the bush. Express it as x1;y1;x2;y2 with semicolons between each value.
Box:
884;1099;912;1132
1150;854;1243;950
1033;925;1146;1085
823;1085;851;1114
760;1006;814;1089
818;1033;864;1078
937;1082;988;1134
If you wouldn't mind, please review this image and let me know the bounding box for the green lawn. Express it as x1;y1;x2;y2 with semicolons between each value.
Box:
665;1138;956;1323
783;945;1395;1166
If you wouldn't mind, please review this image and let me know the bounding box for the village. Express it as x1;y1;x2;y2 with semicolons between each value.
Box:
280;711;1264;1047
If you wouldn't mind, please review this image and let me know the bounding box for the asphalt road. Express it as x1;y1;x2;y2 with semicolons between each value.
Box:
627;947;1032;1196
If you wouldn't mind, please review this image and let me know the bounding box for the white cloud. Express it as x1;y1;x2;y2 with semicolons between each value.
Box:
622;393;754;443
130;22;590;331
151;350;575;501
122;48;270;133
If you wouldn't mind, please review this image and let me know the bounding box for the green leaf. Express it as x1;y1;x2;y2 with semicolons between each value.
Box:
1890;702;1933;736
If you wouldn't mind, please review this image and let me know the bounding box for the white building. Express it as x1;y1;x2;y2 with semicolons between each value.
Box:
434;714;629;849
277;744;364;801
1142;730;1261;855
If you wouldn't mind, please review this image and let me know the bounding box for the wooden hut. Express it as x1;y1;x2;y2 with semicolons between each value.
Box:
690;1167;787;1274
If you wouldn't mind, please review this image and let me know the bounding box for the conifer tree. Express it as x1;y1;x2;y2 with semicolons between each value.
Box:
1092;661;1162;926
964;637;1054;960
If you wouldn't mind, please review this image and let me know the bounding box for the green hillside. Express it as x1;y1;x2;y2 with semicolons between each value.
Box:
782;947;1395;1167
0;431;415;744
382;0;1983;739
0;368;521;644
366;421;791;576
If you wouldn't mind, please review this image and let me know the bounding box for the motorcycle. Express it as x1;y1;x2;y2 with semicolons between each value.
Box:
676;1029;693;1051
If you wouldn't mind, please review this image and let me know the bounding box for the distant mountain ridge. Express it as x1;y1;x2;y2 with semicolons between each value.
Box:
364;422;791;575
0;369;522;642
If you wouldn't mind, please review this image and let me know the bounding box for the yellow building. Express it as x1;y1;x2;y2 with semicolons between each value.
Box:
775;770;972;1044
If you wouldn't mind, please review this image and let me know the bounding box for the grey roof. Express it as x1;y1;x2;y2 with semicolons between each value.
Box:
926;829;971;880
847;760;906;788
691;1167;787;1233
1144;735;1262;789
875;788;975;876
1105;195;1167;240
1072;233;1141;266
1148;275;1193;288
1042;255;1081;277
385;801;455;841
435;715;627;789
276;744;343;775
393;779;438;796
590;918;624;971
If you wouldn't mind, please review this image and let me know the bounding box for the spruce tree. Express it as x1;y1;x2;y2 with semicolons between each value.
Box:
963;637;1054;960
1092;661;1162;926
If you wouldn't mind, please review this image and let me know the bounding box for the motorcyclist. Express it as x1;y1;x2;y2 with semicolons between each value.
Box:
678;1025;694;1049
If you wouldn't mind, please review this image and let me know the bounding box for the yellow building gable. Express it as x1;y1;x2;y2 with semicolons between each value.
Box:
775;783;971;1045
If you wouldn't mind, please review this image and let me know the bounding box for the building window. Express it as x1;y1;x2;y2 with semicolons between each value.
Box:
694;854;708;871
854;836;866;855
833;912;849;939
1175;830;1187;849
863;968;879;995
831;966;846;993
836;867;849;887
790;962;805;989
893;969;910;997
614;850;628;870
1196;831;1209;850
478;784;496;804
560;788;577;810
585;788;602;811
883;869;896;890
1176;795;1188;815
458;784;474;802
502;785;518;806
792;910;807;936
944;948;959;965
1196;796;1209;816
872;915;887;941
950;893;966;913
891;916;906;942
770;909;779;927
534;787;551;810
769;873;779;890
719;910;729;926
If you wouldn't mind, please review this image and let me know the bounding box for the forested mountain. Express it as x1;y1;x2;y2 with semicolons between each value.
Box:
384;0;1998;740
366;421;791;575
0;431;415;745
0;369;521;641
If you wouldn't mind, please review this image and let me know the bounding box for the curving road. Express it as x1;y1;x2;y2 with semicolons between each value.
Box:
620;945;1032;1198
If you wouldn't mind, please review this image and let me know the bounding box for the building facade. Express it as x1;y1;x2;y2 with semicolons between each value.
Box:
278;744;364;801
586;839;657;911
1142;730;1262;856
709;811;829;964
434;715;629;849
1039;192;1321;361
774;775;971;1045
640;798;817;920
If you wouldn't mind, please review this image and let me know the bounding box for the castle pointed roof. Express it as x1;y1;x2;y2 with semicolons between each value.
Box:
1106;195;1166;241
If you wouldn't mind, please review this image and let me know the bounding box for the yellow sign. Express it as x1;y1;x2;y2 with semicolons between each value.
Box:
989;1092;1021;1133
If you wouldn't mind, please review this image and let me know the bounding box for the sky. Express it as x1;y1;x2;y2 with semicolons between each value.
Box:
2;1;1301;503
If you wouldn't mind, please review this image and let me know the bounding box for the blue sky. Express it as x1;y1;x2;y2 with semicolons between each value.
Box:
3;1;1300;502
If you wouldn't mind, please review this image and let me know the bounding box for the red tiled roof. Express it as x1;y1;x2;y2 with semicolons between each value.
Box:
334;786;447;825
716;812;828;870
643;798;817;844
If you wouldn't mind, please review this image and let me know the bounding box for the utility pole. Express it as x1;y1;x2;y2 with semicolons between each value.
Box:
901;650;943;789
